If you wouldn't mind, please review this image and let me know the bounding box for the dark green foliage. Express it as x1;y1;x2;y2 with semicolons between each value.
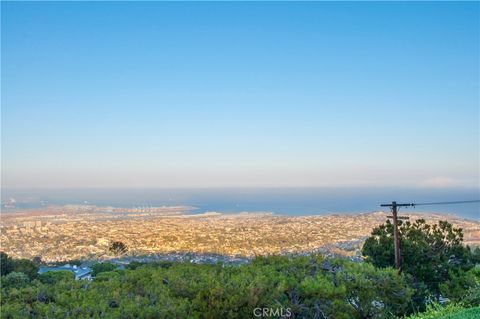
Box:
12;259;40;280
443;266;480;306
151;260;174;269
1;272;30;289
1;254;412;318
300;259;412;318
362;219;479;308
0;252;39;280
463;285;480;307
91;262;117;276
472;248;480;264
126;260;174;270
125;261;144;270
39;270;74;285
0;251;14;276
439;268;479;303
94;271;121;282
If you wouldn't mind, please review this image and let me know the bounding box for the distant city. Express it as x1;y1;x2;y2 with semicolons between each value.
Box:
1;201;479;263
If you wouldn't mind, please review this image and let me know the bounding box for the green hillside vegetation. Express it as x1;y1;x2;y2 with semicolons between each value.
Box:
439;307;480;319
1;254;413;318
406;303;480;319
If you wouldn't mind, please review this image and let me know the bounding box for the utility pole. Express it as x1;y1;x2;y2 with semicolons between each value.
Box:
379;200;479;270
380;201;413;270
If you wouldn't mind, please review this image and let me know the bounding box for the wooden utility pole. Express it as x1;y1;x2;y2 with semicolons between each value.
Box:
380;201;412;270
380;200;479;270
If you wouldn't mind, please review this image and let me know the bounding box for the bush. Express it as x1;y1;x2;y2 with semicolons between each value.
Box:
91;262;117;276
363;219;478;310
439;268;479;303
94;271;120;282
39;270;74;285
440;307;480;319
125;261;144;270
0;252;14;276
0;252;39;280
462;285;480;307
0;255;440;318
407;303;480;319
1;272;30;289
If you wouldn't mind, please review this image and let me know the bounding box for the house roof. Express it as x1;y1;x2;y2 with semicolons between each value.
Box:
38;264;92;278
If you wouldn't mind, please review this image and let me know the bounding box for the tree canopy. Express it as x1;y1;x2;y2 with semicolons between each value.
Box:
362;219;479;307
1;254;412;319
92;262;117;276
0;251;39;280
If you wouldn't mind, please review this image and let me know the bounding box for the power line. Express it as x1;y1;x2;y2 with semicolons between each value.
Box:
410;200;480;207
381;200;480;208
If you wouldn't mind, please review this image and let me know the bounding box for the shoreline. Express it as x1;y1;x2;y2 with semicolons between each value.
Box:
2;203;478;221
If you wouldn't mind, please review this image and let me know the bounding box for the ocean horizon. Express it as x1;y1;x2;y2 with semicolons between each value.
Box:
2;187;479;220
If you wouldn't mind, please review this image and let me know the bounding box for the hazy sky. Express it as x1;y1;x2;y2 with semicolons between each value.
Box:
2;2;479;188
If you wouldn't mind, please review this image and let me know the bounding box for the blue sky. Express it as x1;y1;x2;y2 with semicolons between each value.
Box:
2;2;479;188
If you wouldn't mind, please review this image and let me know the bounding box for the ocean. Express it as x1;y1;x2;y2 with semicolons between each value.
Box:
1;187;479;220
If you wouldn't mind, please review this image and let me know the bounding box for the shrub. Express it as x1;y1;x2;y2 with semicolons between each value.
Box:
1;272;30;289
39;270;74;285
406;302;480;319
91;262;117;276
